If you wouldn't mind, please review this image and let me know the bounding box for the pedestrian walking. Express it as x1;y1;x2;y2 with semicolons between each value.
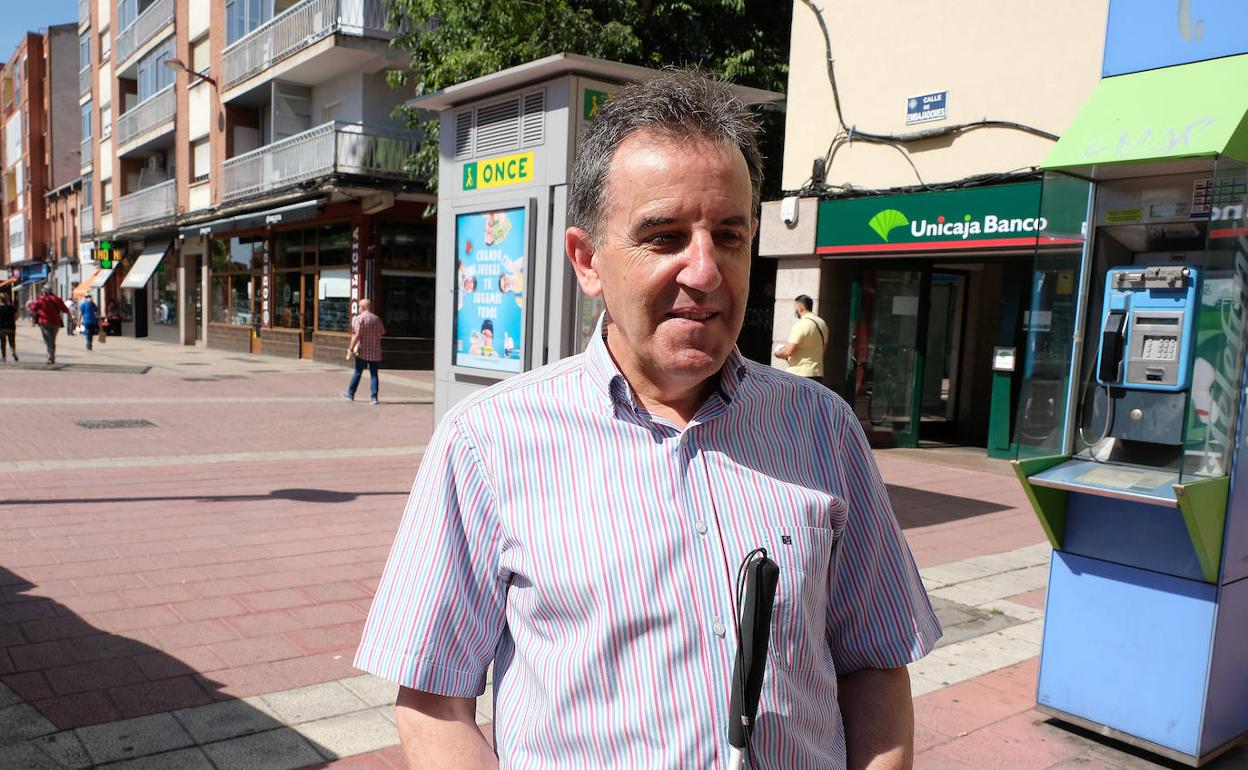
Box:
33;288;70;365
64;298;77;336
774;293;829;384
0;293;17;362
355;72;939;769
340;298;385;404
79;295;100;351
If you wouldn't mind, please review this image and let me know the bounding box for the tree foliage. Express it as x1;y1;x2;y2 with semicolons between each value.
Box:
385;0;791;194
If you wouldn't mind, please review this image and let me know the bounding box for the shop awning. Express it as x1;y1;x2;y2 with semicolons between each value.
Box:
1044;54;1248;176
120;241;171;290
93;266;117;287
179;199;321;239
73;268;101;299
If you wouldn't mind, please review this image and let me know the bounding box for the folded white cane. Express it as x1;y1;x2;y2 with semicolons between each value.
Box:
726;552;779;770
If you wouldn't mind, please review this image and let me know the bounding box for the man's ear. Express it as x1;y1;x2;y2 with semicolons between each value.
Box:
565;227;602;297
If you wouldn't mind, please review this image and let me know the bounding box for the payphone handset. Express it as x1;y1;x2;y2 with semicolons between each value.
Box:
1095;266;1200;392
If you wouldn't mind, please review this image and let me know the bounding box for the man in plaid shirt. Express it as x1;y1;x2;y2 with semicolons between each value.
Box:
341;298;386;404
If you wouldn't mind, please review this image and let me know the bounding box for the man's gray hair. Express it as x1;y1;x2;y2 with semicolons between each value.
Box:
568;70;763;243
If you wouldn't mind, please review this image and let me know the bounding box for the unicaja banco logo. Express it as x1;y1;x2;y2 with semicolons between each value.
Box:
868;209;910;242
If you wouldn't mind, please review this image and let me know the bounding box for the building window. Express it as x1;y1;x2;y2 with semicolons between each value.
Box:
135;39;174;101
101;180;112;213
226;0;274;45
192;139;210;182
99;30;111;62
81;99;93;140
190;38;210;76
100;104;111;139
81;173;93;207
79;31;90;71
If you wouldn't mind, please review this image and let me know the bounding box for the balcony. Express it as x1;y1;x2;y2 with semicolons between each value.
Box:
79;66;92;98
116;178;175;228
115;0;174;69
221;0;391;92
80;137;93;170
80;204;95;236
221;121;417;203
114;85;175;154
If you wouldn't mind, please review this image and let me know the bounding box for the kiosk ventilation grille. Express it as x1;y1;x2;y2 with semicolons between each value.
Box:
475;98;521;156
454;110;473;160
521;90;544;146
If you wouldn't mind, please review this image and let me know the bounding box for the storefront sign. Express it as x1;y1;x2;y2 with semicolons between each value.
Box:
453;207;527;373
261;241;271;326
1104;0;1248;77
906;91;947;125
350;227;361;316
816;182;1075;255
462;151;535;191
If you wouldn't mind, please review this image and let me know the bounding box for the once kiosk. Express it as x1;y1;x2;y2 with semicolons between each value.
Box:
1012;54;1248;766
408;54;782;419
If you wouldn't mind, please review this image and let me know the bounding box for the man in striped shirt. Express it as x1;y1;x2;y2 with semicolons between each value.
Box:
356;72;940;769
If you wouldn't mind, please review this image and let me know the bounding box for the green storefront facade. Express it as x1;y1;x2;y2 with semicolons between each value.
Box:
814;181;1082;454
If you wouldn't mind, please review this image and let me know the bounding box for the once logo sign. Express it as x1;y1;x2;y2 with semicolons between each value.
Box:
463;151;535;191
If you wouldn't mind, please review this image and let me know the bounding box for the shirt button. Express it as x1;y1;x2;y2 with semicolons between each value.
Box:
712;617;726;638
695;521;709;535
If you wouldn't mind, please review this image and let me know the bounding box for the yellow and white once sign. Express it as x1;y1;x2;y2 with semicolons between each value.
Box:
463;151;535;191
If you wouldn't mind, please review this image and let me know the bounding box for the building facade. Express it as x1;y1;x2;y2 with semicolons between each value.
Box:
761;0;1109;453
0;25;82;303
76;0;434;364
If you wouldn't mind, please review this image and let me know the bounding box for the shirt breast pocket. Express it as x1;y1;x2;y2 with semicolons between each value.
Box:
763;525;834;673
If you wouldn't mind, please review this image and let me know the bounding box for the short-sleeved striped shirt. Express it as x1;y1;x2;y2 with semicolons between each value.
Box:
355;326;941;769
351;310;385;362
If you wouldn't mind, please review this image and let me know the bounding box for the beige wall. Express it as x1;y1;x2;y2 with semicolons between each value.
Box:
782;0;1110;192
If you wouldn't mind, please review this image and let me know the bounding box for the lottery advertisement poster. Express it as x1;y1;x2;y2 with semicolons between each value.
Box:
454;207;527;372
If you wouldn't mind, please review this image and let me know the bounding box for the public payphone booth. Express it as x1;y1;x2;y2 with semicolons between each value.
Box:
410;54;782;419
1011;55;1248;765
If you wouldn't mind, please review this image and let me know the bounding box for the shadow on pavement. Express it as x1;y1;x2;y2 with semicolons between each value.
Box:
885;484;1012;528
1;488;407;507
0;565;339;768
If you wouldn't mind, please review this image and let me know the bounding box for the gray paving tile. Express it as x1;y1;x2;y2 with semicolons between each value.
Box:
339;674;399;708
30;730;92;769
0;741;61;770
105;747;215;770
295;709;398;760
173;698;285;745
0;682;25;708
201;727;324;770
75;713;194;766
259;681;368;725
0;702;57;744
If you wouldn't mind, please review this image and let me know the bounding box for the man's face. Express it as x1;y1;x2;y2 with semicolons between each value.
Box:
575;131;755;390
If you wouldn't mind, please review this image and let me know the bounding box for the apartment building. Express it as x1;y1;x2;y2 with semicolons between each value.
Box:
760;0;1108;454
76;0;434;364
0;25;82;302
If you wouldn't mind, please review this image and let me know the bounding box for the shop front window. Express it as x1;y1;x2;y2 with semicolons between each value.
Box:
274;229;303;270
230;274;254;326
153;259;177;325
272;271;300;328
318;224;351;266
379;222;435;337
209;236;263;326
318;268;350;332
210;274;229;323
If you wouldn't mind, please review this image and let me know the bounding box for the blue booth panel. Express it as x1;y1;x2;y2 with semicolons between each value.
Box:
1039;551;1216;756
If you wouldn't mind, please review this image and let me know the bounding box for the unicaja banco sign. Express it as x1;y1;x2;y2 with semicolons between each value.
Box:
817;182;1075;255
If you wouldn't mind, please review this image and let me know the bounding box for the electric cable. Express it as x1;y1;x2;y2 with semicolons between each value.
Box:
794;0;1061;197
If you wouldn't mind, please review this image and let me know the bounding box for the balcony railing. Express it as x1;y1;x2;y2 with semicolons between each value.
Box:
114;85;175;149
79;66;91;98
221;0;390;90
80;204;95;236
221;121;417;202
78;0;90;26
80;137;93;168
116;178;175;227
115;0;174;67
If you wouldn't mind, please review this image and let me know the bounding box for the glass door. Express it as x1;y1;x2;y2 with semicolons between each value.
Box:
920;272;967;433
300;271;316;359
850;267;925;447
